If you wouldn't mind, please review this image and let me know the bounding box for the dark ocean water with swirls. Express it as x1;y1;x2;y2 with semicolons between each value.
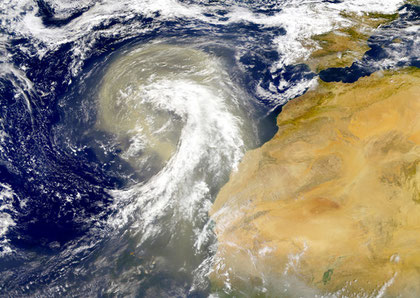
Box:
0;0;418;296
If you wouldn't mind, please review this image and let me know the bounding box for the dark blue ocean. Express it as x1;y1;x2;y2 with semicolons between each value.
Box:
0;0;418;296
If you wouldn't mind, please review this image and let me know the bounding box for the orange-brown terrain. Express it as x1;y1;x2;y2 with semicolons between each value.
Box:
211;68;420;296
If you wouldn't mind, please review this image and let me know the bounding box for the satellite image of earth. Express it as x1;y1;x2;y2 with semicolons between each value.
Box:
0;0;419;296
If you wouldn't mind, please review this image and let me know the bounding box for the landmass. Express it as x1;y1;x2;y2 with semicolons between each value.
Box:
210;68;420;296
304;11;399;72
